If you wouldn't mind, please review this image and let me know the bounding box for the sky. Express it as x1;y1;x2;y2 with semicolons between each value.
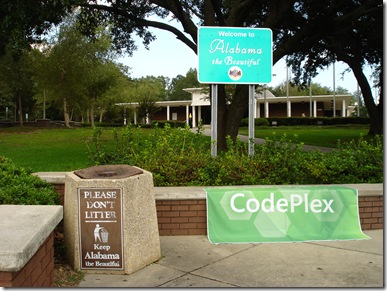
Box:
117;24;375;95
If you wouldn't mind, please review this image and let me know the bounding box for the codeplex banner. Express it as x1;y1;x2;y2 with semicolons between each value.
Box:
205;186;369;244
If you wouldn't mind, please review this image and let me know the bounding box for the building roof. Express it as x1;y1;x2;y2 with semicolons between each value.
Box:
116;88;353;107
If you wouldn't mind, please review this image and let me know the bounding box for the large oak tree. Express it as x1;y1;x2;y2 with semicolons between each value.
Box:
73;0;382;150
1;1;382;149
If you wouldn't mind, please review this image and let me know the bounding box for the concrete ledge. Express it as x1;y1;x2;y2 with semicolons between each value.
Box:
32;172;383;199
0;205;63;271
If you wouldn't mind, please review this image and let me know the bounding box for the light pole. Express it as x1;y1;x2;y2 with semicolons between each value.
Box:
309;79;312;117
333;62;336;117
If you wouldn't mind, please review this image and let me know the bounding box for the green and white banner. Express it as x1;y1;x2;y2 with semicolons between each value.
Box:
205;186;369;244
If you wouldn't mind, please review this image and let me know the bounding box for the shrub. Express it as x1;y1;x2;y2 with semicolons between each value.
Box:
87;126;383;186
0;156;60;205
240;118;270;127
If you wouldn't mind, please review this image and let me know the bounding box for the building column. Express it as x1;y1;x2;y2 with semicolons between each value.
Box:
192;105;196;128
253;98;258;119
313;100;317;117
257;101;261;118
342;99;346;117
198;106;202;125
167;106;170;120
264;101;269;118
186;105;189;125
133;109;137;125
287;100;291;117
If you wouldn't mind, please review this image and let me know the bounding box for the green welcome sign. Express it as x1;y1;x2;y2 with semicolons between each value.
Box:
198;26;272;84
206;186;369;244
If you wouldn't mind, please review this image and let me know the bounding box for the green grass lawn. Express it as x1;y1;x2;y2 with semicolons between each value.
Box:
0;124;371;172
238;125;370;148
0;127;100;172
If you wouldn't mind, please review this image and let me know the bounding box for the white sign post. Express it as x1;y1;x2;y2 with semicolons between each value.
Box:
198;26;272;156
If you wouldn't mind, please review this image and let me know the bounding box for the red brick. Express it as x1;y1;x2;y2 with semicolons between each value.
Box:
157;205;171;211
372;212;383;218
0;281;13;287
189;204;206;211
363;218;378;224
189;229;207;235
359;201;372;207
372;201;383;207
364;197;379;202
158;217;171;223
361;223;371;230
159;229;171;235
360;212;372;218
198;211;207;217
179;200;197;205
165;201;180;205
181;211;198;217
189;217;206;223
171;217;189;223
162;211;180;217
162;223;180;230
0;271;15;281
41;252;51;271
372;223;383;229
180;223;197;229
30;263;42;285
171;229;189;235
171;205;189;211
364;207;379;213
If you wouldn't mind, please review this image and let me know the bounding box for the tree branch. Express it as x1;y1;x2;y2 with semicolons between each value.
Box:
80;3;198;53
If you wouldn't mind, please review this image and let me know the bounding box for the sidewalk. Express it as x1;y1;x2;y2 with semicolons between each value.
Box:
78;229;383;287
192;127;334;152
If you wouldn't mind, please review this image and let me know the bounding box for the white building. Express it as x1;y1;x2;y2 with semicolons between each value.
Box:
116;88;354;126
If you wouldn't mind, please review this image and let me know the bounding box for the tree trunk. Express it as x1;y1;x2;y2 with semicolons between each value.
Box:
60;75;71;128
90;96;96;128
216;84;228;151
17;92;23;127
63;96;71;128
216;84;250;152
351;63;383;135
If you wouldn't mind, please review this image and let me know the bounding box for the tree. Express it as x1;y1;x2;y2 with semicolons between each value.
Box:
167;68;200;101
72;0;381;150
127;76;166;123
0;47;35;126
270;81;349;97
286;1;382;135
93;62;131;123
33;16;119;127
0;0;72;56
1;1;381;148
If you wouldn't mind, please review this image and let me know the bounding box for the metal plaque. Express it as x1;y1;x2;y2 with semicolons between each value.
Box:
78;188;124;270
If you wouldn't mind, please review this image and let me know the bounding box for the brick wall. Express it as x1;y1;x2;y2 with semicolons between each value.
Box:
156;200;207;235
0;232;54;287
52;184;383;235
358;196;384;230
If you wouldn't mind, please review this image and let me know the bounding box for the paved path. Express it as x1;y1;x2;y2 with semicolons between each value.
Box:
78;229;383;287
193;127;334;152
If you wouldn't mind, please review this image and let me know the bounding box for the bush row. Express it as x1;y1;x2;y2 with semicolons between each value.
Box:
0;156;60;205
87;124;383;186
240;117;370;127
